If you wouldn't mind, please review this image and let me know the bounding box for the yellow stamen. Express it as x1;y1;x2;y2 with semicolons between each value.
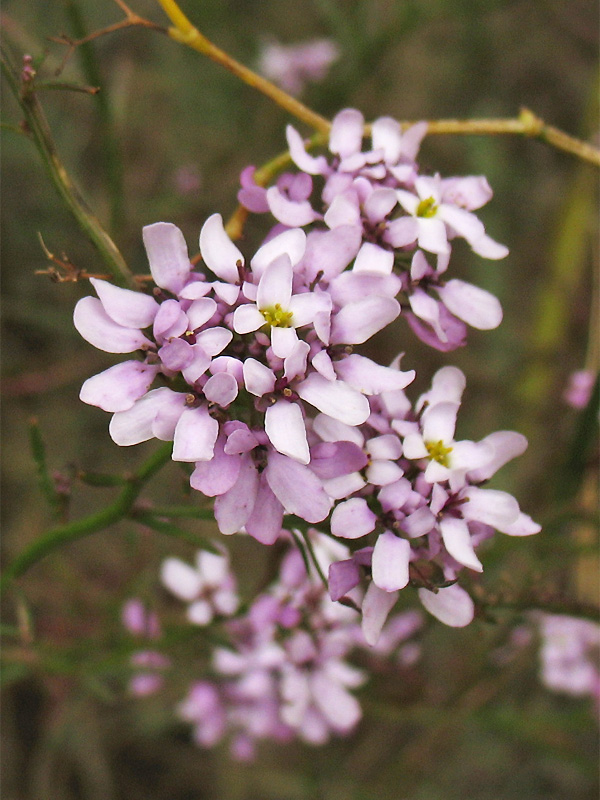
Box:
425;440;453;467
261;304;293;328
416;196;438;218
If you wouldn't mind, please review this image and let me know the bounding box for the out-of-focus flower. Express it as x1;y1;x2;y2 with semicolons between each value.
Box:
563;369;596;409
258;38;340;95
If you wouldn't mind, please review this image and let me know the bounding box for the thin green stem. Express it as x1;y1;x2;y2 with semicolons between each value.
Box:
0;46;134;287
0;443;173;592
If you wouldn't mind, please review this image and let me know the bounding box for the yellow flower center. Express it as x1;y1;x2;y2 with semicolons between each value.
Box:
425;440;453;467
416;196;438;218
261;304;293;328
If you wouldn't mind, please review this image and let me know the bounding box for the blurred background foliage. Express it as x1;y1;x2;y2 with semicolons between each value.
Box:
1;0;598;798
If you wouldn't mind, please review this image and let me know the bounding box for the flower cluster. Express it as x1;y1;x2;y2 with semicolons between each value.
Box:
74;108;540;647
164;535;422;759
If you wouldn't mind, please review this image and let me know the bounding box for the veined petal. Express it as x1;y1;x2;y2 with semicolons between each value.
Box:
172;405;219;462
331;296;400;345
296;374;370;426
439;517;483;572
80;361;159;412
74;297;153;353
199;213;244;283
142;222;191;293
418;584;474;627
90;278;158;329
265;452;332;522
361;582;399;646
437;279;502;330
372;532;411;591
265;400;310;464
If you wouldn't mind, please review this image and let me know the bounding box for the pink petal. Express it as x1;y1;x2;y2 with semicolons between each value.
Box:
330;497;377;539
190;437;241;496
90;278;159;328
437;279;502;330
334;354;415;395
142;222;191;294
328;559;361;601
286;125;329;174
214;456;259;535
296;374;370;426
329;108;364;159
195;327;233;356
257;255;293;310
108;387;185;445
330;296;400;345
310;671;362;732
361;582;399;645
245;477;284;544
161;557;202;600
270;325;299;359
186;298;218;331
74;297;153;353
251;228;306;278
266;186;318;226
353;242;394;274
371;116;403;162
265;452;332;522
372;532;411;591
265;399;310;464
203;372;239;407
80;361;159;412
243;358;276;397
439;517;483;572
418;584;474;627
172;406;219;462
199;213;244;283
462;487;520;529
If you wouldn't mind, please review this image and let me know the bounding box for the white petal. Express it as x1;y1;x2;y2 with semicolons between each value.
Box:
203;372;239;407
109;387;185;445
232;304;265;334
257;255;292;311
422;402;459;444
265;400;310;464
462;486;520;529
270;325;299;359
251;228;306;278
352;242;394;274
310;672;362;733
329;108;364;158
142;222;191;293
334;354;414;395
330;497;377;539
199;213;244;283
161;557;202;601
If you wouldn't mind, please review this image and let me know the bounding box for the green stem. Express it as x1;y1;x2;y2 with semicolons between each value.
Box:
0;443;173;592
0;47;134;288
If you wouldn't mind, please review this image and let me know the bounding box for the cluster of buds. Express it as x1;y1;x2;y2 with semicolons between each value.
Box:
75;109;540;684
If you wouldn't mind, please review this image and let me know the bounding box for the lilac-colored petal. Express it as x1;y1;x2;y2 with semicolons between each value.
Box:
195;327;232;356
161;557;202;601
180;345;211;385
310;671;362;732
159;338;194;371
172;405;219;462
331;296;400;345
152;299;188;342
329;272;402;306
151;393;189;440
501;512;541;536
257;255;293;311
331;497;377;539
462;486;520;530
90;278;158;329
437;279;502;330
265;452;332;522
328;559;361;601
323;472;366;500
470;233;509;260
300;226;362;282
203;372;239;407
214;456;259;535
312;413;364;446
468;431;527;483
142;222;191;293
335;354;414;395
284;340;310;381
410;250;432;281
405;308;467;353
366;460;404;486
353;242;394;274
270;325;299;359
367;434;403;461
80;361;159;412
209;356;243;382
74;297;153;353
309;441;368;479
178;281;212;300
186;297;218;331
418;585;474;627
312;350;336;381
401;433;428;460
377;478;413;513
109;387;185;445
243;358;276;397
323;191;361;229
224;424;259;454
199;213;244;283
296;374;370;426
385;216;419;248
363;187;398;223
419;365;466;409
238;165;270;212
245;478;284;545
190;437;241;496
289;292;326;327
329;108;364;158
441;176;492;210
402;506;437;538
396;189;419;215
187;601;213;626
266;186;318;226
361;582;399;646
400;120;428;161
265;400;310;464
439;517;483;572
286;125;329;174
409;289;446;342
371;117;402;163
251;228;306;277
372;532;411;591
212;282;240;305
438;204;485;243
232;304;265;335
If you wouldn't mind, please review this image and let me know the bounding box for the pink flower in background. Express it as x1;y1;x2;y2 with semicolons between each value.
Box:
258;38;340;94
563;369;596;409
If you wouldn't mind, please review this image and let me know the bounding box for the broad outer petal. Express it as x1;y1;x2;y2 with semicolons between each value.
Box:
74;297;153;353
245;478;284;544
330;497;377;539
437;279;502;330
439;516;483;572
190;437;241;496
90;278;159;329
328;559;361;601
462;486;520;529
362;582;399;646
265;451;332;523
80;361;159;412
265;400;310;464
172;405;219;462
142;222;191;293
243;358;276;397
331;296;400;345
371;532;411;591
334;354;415;395
214;456;259;535
199;213;244;283
296;374;370;426
109;387;185;445
418;584;474;627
